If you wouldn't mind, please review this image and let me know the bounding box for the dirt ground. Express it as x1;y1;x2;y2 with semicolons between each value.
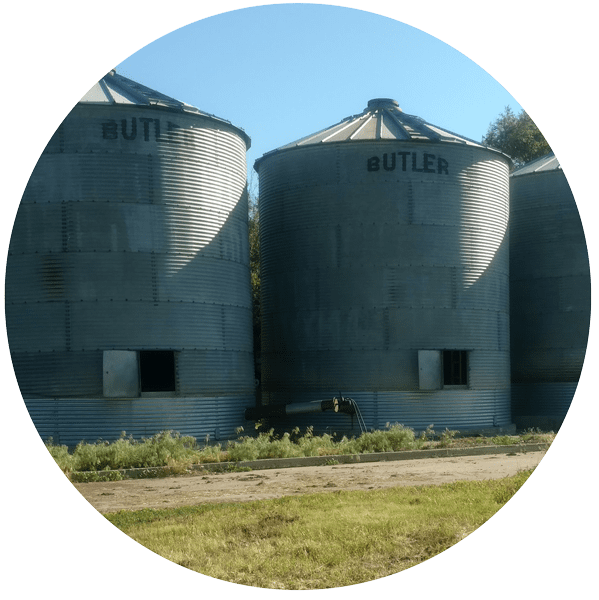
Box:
75;450;547;514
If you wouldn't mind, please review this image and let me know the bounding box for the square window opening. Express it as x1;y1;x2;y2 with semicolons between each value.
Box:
139;350;176;393
443;350;468;386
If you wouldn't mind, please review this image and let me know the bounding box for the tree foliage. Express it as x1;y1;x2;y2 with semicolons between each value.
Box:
482;106;551;168
248;193;261;375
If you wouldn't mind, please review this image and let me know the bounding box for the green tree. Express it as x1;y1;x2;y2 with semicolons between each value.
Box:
482;106;551;168
248;193;261;379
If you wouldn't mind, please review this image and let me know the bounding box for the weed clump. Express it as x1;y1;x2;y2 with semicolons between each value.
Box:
225;426;338;461
224;423;421;461
44;424;554;477
339;423;419;454
47;431;204;474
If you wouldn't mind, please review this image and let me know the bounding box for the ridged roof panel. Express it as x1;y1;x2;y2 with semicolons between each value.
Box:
81;70;202;112
511;152;560;177
80;70;251;147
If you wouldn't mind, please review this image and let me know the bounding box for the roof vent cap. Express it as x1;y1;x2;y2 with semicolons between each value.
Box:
367;98;400;111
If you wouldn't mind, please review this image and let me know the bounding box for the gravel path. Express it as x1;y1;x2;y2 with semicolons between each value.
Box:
75;449;547;513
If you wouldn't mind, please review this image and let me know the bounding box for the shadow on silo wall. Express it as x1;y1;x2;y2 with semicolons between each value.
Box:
510;164;591;431
6;109;255;445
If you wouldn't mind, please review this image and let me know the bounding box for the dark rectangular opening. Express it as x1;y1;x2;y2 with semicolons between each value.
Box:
139;350;176;393
443;350;468;386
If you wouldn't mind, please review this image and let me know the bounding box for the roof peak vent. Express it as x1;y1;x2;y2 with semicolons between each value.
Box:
367;98;400;111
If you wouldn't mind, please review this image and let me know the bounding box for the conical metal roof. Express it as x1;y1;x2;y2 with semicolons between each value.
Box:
511;152;560;177
255;98;494;170
82;70;203;113
80;70;250;147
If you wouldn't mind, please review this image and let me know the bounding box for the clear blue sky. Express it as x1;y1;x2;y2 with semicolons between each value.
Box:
116;4;522;186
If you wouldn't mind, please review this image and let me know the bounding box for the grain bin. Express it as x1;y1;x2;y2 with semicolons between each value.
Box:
5;70;255;445
254;98;512;435
510;153;591;430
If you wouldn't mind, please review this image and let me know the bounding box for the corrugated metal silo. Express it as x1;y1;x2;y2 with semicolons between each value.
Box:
510;153;591;429
254;99;512;434
6;70;255;445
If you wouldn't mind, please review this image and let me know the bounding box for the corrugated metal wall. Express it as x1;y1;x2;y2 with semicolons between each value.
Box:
24;396;254;446
257;141;511;431
6;103;255;443
252;389;510;436
510;168;591;425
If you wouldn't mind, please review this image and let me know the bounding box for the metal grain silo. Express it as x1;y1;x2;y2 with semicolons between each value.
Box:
510;153;591;430
6;70;255;445
253;98;512;435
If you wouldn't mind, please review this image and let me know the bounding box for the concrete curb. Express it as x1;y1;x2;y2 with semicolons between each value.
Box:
77;443;551;480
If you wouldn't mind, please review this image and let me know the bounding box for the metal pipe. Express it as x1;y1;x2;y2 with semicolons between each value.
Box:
285;401;334;415
245;396;356;421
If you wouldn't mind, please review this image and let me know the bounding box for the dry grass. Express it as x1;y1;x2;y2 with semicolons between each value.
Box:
105;470;533;589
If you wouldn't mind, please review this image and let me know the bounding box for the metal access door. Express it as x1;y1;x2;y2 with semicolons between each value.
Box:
103;350;139;397
418;350;442;390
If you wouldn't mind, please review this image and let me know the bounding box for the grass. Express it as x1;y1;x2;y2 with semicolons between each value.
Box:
46;426;554;478
104;470;533;589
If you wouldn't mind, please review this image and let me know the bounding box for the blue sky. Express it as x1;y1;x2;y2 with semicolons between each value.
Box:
116;4;522;184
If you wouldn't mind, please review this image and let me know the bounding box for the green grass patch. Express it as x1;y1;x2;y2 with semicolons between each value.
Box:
105;470;533;589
